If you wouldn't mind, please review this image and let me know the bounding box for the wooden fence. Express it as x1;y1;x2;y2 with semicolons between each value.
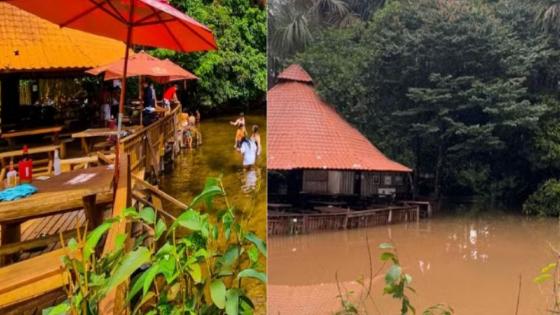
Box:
268;206;420;236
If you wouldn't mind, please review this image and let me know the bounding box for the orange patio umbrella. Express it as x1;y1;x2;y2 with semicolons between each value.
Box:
87;51;198;83
3;0;216;169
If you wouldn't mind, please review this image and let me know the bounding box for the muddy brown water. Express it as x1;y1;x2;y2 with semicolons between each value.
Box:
269;210;560;314
159;114;266;312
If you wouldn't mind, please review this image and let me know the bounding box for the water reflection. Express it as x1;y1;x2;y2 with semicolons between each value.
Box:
269;212;560;314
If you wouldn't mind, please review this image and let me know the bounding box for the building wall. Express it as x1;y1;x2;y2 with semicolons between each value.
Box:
301;169;409;197
361;172;408;196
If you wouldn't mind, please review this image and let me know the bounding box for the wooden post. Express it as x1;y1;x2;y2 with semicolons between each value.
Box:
0;223;21;266
83;194;102;228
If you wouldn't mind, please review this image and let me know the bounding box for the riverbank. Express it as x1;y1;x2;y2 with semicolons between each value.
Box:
269;210;560;314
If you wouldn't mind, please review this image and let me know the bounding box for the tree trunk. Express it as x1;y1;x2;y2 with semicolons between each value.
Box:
434;142;444;199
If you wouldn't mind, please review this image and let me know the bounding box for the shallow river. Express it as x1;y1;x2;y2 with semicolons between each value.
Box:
159;114;266;311
269;208;560;314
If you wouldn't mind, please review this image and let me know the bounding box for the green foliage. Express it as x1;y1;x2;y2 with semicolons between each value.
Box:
523;179;560;216
150;0;266;108
45;178;266;315
289;0;559;202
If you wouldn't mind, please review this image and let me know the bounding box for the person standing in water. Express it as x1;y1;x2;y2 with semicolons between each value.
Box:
235;123;246;149
239;136;257;168
230;112;245;127
251;124;261;156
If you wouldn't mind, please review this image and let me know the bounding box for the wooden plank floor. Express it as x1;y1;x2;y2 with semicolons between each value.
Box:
0;210;86;261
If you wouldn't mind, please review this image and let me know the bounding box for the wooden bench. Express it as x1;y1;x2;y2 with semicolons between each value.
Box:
0;248;69;309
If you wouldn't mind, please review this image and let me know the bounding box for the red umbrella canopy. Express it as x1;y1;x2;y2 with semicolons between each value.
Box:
3;0;216;52
87;51;198;82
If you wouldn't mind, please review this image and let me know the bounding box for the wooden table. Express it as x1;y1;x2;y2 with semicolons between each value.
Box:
72;126;140;154
0;166;114;264
1;126;63;146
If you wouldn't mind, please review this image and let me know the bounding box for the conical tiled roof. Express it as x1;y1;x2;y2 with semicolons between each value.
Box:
268;64;411;172
277;64;313;83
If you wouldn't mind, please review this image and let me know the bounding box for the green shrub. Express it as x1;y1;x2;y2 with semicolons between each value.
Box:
44;177;266;315
523;179;560;216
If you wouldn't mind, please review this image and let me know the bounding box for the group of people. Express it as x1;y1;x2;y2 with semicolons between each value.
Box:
230;112;261;169
142;82;180;126
179;110;201;149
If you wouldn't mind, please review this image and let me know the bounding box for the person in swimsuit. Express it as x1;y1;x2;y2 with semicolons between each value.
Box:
251;124;261;156
235;123;246;149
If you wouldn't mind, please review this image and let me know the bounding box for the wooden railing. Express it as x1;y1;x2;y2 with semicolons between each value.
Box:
268;206;420;235
121;106;179;175
0;109;180;313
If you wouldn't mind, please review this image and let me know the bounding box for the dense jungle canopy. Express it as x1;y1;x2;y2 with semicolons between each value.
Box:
269;0;560;207
150;0;266;109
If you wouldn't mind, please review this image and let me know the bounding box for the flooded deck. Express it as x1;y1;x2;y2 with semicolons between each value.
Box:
269;210;560;314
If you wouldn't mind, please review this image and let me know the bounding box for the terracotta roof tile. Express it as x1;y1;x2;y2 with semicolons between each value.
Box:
0;2;127;72
268;64;411;172
277;64;313;83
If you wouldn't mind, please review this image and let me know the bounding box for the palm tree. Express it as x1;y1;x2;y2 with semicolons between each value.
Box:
538;0;560;32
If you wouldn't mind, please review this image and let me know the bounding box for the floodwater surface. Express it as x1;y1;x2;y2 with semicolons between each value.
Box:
159;114;266;310
269;209;560;314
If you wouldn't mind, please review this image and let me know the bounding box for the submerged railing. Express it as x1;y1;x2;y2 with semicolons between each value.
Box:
268;205;420;235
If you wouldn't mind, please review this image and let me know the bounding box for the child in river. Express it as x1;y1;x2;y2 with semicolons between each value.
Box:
234;123;246;149
251;124;261;156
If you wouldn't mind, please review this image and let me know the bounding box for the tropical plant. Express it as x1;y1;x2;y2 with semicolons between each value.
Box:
44;177;266;315
335;240;453;315
523;179;560;216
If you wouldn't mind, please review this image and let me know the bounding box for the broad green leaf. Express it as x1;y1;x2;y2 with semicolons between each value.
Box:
159;254;177;283
534;273;552;284
222;246;243;266
541;263;557;274
123;207;140;219
379;243;394;249
128;271;149;301
385;265;402;284
84;221;113;260
114;233;127;252
190;177;224;209
188;263;202;283
43;301;70;315
380;252;395;262
245;232;266;257
247;246;259;263
140;207;156;225
105;247;151;293
175;209;204;231
155;219;167;240
67;238;78;251
237;268;267;283
210;279;227;309
225;288;241;315
143;264;160;296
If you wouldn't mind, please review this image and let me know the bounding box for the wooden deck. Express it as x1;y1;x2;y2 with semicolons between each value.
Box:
268;205;420;235
0;210;85;261
0;106;181;313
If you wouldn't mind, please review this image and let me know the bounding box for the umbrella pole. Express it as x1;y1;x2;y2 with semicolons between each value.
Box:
116;5;134;173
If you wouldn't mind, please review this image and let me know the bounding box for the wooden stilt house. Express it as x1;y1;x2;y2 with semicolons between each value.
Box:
268;64;412;204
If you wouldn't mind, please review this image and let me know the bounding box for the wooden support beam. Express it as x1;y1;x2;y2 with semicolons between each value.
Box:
131;174;188;210
0;229;78;257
